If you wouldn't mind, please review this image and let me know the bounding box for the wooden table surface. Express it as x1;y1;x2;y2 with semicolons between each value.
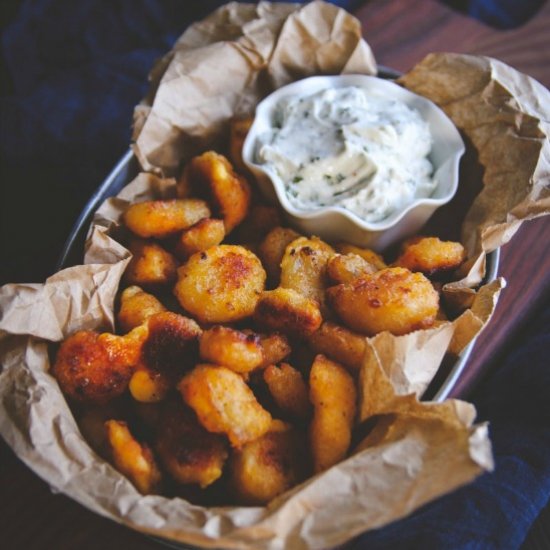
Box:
2;1;549;548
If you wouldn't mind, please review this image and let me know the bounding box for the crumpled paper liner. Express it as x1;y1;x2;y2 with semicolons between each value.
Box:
400;53;550;288
1;1;549;548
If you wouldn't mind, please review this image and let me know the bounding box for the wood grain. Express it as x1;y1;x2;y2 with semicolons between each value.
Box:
1;1;549;548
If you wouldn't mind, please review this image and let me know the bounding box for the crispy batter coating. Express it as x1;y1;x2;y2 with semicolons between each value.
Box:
200;326;263;374
327;267;439;336
129;368;170;403
141;311;201;377
52;326;147;404
309;355;357;473
105;420;162;494
254;287;322;337
335;243;387;271
117;285;166;333
394;236;466;276
174;218;225;259
258;226;301;284
258;332;291;369
280;236;334;312
155;402;228;488
230;420;306;505
124;240;178;287
174;245;266;323
179;364;272;447
306;321;366;373
263;363;311;419
124;199;211;238
229;117;253;174
326;253;377;285
179;151;251;232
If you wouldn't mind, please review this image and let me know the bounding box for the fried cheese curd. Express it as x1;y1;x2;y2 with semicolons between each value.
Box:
155;401;228;488
230;420;306;505
178;151;251;233
52;326;147;404
174;244;266;324
327;267;439;336
394;236;466;276
53;138;470;505
124;199;211;238
105;420;162;494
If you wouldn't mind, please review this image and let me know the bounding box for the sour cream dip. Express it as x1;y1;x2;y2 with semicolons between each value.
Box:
254;86;437;223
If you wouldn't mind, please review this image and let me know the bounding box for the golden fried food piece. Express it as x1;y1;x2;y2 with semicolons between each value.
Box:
124;199;211;238
105;420;162;494
179;364;272;447
280;236;334;312
326;253;377;285
52;326;147;404
229;116;253;174
258;332;291;369
258;226;301;284
230;420;306;505
174;245;266;323
199;326;263;374
263;363;311;419
129;368;170;403
254;287;322;337
306;321;366;373
78;405;120;453
232;205;282;244
124;240;178;287
141;311;201;377
327;267;439;336
335;243;387;271
155;402;228;488
178;151;251;233
117;285;166;333
309;355;357;473
174;218;225;259
394;236;466;276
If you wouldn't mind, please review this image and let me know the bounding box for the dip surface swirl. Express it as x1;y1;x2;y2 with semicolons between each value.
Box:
255;86;436;223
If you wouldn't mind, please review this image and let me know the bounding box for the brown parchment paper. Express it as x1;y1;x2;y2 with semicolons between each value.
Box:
1;2;550;549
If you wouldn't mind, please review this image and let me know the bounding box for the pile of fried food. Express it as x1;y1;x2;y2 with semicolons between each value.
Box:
51;120;466;505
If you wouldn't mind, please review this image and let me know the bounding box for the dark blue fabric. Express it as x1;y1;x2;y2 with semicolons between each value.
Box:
1;1;549;548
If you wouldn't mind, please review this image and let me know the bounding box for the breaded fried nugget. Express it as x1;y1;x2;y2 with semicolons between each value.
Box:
199;326;263;374
141;311;201;377
178;151;251;232
105;420;162;494
117;285;166;333
52;326;147;404
326;253;377;285
229;116;253;174
394;236;466;276
179;364;272;447
230;420;306;505
280;236;334;312
174;218;225;259
309;355;357;473
129;368;170;403
254;287;322;337
263;363;311;419
306;321;366;373
258;226;301;284
174;245;266;323
124;199;211;238
335;243;387;270
124;240;178;287
155;402;228;488
327;267;439;336
258;332;291;369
